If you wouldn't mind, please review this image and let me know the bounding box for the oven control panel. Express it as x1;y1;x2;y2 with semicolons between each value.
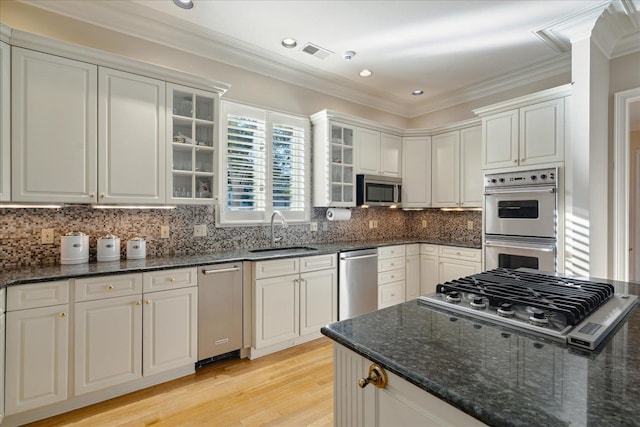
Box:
484;167;557;188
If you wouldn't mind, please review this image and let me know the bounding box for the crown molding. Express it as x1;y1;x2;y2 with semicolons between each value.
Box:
0;23;11;43
472;83;573;117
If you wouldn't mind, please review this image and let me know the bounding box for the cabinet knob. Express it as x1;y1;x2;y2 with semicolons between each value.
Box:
521;158;525;162
456;252;461;256
100;193;105;199
136;301;142;306
107;285;114;291
89;193;95;199
513;159;518;163
145;300;151;305
169;277;176;282
358;364;388;389
60;312;67;318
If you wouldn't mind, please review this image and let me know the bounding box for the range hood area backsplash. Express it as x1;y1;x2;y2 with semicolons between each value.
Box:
0;206;481;269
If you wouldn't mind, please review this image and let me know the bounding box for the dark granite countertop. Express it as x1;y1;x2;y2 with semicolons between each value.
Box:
0;239;480;287
321;279;640;427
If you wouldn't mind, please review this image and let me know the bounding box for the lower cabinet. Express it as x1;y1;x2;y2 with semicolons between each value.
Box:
378;245;406;309
438;246;482;283
404;244;420;301
333;343;487;427
419;244;439;295
4;281;70;415
252;254;337;358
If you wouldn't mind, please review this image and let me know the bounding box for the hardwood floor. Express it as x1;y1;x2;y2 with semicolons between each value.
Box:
28;338;334;427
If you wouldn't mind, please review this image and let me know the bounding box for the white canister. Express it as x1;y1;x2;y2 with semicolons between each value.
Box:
97;234;121;262
60;232;89;265
127;238;146;260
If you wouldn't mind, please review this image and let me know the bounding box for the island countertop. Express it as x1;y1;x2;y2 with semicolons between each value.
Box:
321;280;640;427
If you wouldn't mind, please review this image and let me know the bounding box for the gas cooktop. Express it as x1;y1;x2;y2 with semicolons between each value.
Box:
417;268;638;350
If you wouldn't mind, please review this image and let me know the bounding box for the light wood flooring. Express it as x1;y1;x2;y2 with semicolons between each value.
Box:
28;338;334;427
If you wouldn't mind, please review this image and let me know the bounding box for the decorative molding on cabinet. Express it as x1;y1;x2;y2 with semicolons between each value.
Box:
0;23;10;43
473;84;572;117
403;117;481;137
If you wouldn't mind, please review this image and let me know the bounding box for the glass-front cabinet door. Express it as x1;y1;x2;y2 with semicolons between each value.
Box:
330;123;355;205
167;84;219;204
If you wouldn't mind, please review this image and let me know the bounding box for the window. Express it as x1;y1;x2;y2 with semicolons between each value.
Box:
219;101;310;225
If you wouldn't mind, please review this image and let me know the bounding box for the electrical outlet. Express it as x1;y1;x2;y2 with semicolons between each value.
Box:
309;222;318;232
422;219;427;229
322;222;328;231
369;220;374;229
467;220;474;231
194;224;207;237
41;228;54;244
160;225;170;239
373;220;379;229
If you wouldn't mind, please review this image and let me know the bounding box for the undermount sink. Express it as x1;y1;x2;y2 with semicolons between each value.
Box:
249;246;318;254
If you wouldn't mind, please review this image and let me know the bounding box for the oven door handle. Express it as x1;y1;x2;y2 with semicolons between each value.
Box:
484;240;555;252
483;187;555;195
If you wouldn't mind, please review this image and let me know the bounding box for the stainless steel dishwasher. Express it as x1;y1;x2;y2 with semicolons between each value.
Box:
198;263;242;364
339;248;378;320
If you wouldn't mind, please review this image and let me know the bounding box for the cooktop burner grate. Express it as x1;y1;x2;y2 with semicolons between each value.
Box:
435;268;614;326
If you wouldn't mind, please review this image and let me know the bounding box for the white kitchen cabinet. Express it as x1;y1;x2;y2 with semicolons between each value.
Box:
405;244;421;300
5;281;70;415
98;67;166;204
74;294;143;395
431;131;460;207
143;286;198;377
311;112;356;207
11;47;98;203
0;41;10;201
357;129;401;177
438;246;482;283
420;244;439;295
252;254;337;357
378;245;406;309
481;97;565;170
166;83;218;204
401;136;432;208
459;126;482;207
334;343;487;427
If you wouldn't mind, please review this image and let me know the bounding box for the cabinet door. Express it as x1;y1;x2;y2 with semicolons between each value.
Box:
357;128;381;174
5;305;69;414
519;98;564;166
12;48;98;203
143;287;197;377
99;67;165;203
402;136;431;207
0;41;9;201
405;254;421;300
299;268;337;336
420;255;439;295
482;110;518;170
255;274;299;349
431;131;460;207
460;126;482;207
75;295;142;395
380;133;402;177
438;258;481;283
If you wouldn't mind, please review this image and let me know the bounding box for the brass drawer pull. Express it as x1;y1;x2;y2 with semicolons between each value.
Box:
358;364;387;389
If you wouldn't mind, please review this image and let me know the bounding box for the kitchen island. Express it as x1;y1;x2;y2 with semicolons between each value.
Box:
321;279;640;427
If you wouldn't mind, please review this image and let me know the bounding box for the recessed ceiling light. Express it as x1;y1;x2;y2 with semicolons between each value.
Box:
173;0;194;9
359;69;373;78
412;90;424;96
281;38;298;49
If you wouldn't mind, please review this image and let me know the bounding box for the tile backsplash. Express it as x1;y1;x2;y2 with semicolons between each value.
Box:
0;206;481;269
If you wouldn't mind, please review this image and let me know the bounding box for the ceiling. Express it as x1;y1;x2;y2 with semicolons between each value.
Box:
22;0;640;118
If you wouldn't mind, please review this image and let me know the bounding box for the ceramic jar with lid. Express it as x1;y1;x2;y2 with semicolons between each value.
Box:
126;237;146;260
60;231;89;264
97;234;121;262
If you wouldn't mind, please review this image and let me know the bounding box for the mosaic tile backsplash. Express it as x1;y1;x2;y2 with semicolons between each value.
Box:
0;206;481;269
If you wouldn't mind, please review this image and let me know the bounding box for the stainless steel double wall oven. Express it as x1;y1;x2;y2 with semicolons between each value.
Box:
483;167;558;272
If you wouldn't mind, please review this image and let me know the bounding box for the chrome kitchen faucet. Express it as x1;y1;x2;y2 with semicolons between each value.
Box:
270;211;288;246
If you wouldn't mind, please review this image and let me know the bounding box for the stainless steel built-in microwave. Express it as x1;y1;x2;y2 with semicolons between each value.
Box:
356;174;402;207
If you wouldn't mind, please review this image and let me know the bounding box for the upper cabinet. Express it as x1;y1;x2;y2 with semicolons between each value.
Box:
12;47;98;203
0;41;9;202
459;126;482;207
312;112;356;207
99;67;166;204
166;84;218;204
402;136;432;208
356;129;401;177
475;85;571;170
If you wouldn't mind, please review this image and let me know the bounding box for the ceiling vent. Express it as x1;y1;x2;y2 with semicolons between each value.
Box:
301;43;333;60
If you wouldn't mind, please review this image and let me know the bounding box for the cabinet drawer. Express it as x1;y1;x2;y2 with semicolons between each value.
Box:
378;256;405;272
254;258;300;280
405;244;420;256
7;280;69;311
438;246;481;262
74;273;142;302
300;253;337;273
378;282;405;309
378;268;405;285
143;267;197;292
378;245;406;259
420;244;438;255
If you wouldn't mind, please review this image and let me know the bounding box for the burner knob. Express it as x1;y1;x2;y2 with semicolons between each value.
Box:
445;291;461;303
470;297;486;310
540;174;547;179
532;310;546;320
530;175;537;180
500;303;512;311
497;303;515;317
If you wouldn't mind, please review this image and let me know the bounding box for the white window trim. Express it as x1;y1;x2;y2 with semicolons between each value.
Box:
217;101;311;226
